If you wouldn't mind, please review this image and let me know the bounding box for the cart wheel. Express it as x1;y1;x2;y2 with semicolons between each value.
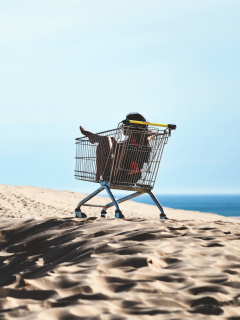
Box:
160;213;168;220
101;210;107;218
75;210;87;218
115;210;125;219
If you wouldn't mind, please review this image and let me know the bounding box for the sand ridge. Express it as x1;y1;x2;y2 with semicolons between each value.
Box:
0;217;240;319
0;184;240;319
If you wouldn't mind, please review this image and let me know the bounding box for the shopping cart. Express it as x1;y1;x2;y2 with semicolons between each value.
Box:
75;120;176;219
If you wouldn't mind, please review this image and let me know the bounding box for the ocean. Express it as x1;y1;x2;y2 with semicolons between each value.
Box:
106;194;240;218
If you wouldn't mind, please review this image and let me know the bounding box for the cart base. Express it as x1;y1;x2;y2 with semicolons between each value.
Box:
75;181;168;220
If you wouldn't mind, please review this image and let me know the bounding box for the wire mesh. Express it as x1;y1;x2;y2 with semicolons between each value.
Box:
75;126;170;190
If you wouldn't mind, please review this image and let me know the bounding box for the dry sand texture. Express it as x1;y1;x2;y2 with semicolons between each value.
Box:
1;184;239;222
0;185;240;319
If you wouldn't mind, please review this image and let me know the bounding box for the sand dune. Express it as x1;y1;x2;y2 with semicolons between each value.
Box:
0;185;240;319
0;184;239;222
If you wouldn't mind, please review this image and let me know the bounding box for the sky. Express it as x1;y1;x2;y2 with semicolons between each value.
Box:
0;0;240;194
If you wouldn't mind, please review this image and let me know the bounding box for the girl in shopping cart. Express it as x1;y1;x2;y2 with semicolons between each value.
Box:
80;113;154;184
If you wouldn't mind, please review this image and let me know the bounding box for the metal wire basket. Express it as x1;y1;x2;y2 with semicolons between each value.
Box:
75;121;176;219
75;126;169;189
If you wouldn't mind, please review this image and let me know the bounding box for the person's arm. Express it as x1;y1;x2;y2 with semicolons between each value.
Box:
147;130;156;143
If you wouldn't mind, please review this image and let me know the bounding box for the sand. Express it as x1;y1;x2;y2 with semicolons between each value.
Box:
0;184;240;319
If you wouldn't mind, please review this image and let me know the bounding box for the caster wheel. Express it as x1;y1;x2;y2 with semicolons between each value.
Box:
115;210;125;219
160;213;168;220
75;210;87;218
101;210;107;218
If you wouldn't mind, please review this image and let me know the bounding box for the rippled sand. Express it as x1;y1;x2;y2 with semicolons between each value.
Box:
0;185;240;319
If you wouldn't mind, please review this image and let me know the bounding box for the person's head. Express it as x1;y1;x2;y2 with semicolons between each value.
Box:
122;112;148;138
125;112;146;122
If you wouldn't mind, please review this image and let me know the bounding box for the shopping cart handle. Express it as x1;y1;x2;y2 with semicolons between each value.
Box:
168;124;177;130
125;120;177;129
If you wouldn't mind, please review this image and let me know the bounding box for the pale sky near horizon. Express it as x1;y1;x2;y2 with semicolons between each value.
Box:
0;0;240;194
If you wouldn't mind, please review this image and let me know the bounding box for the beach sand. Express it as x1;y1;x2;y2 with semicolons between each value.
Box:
0;184;240;319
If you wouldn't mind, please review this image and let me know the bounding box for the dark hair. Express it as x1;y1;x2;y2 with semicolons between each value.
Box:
125;112;147;131
124;112;149;145
126;112;146;122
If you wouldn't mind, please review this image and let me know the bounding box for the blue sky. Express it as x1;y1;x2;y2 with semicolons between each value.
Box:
0;0;239;194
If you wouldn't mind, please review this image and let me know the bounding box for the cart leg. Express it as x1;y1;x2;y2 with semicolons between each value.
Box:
102;192;143;211
100;209;108;218
147;191;168;219
75;186;104;218
103;184;125;219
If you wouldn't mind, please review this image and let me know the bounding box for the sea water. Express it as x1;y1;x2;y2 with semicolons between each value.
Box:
131;194;240;217
105;194;240;217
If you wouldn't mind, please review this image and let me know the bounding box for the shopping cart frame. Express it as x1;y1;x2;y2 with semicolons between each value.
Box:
75;120;176;219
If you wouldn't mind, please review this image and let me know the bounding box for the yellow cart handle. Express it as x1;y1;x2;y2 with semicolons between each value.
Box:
128;120;176;130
